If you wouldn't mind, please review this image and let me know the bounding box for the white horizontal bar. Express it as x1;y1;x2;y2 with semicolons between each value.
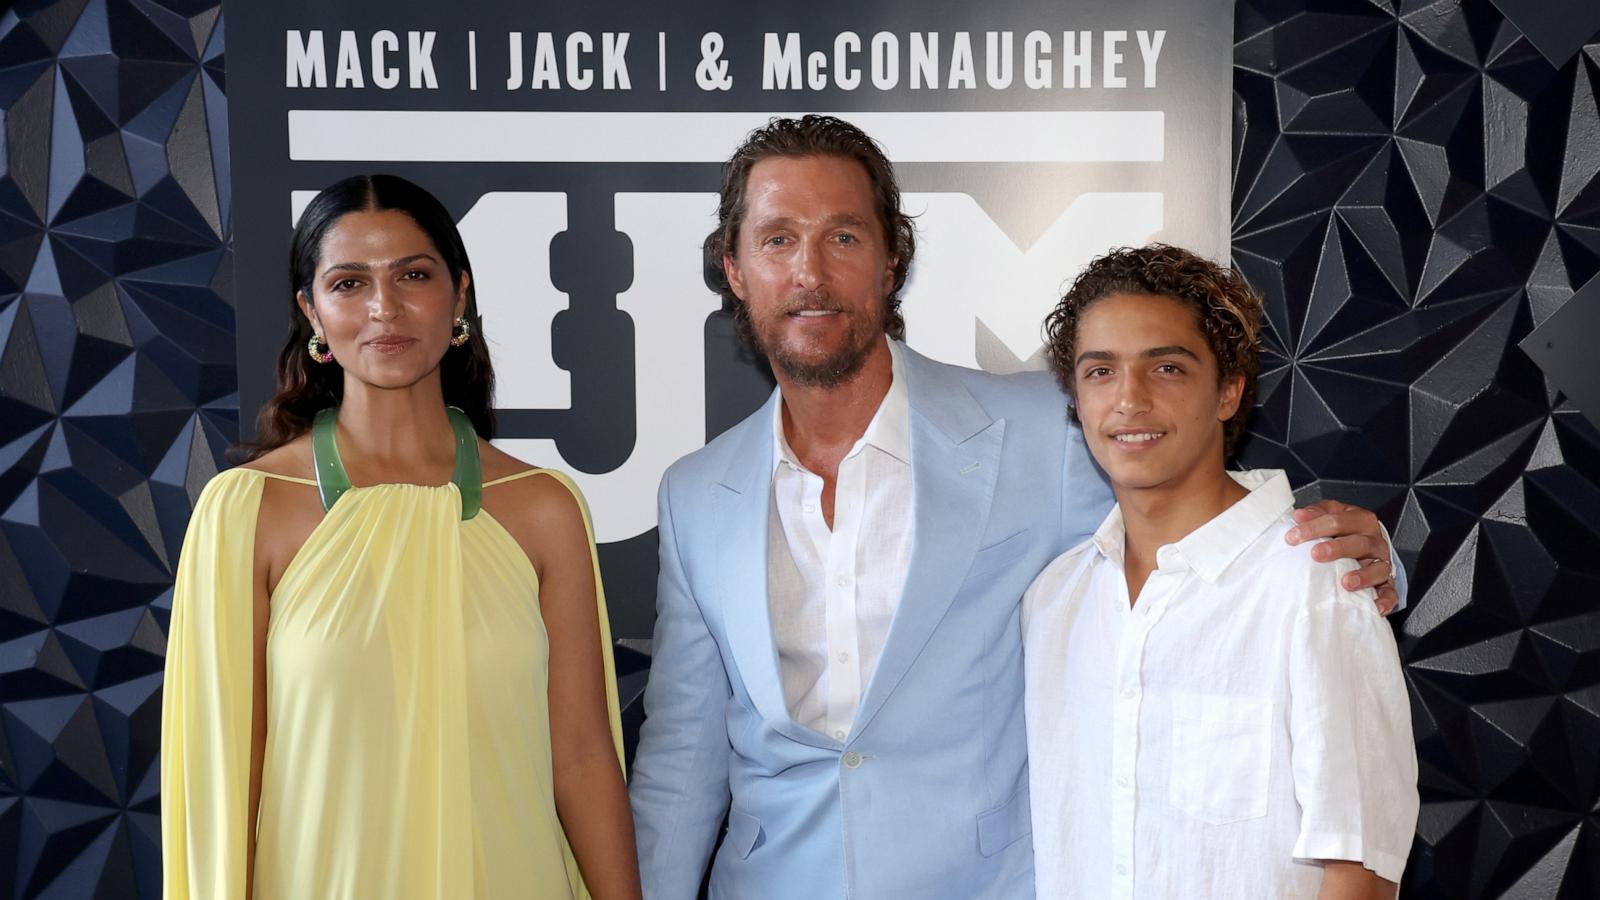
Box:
288;110;1163;164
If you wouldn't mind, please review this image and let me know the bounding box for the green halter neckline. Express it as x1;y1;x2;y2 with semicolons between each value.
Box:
311;407;482;520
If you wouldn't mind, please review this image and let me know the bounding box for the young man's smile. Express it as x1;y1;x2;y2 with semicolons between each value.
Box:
1073;291;1242;495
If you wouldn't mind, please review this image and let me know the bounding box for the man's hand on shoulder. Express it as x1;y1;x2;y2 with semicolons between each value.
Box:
1286;499;1398;614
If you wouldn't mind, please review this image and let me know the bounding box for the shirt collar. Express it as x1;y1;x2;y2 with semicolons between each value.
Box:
1090;504;1130;567
772;337;912;474
1091;469;1291;583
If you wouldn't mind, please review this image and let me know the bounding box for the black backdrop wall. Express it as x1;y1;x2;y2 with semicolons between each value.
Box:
0;0;1597;897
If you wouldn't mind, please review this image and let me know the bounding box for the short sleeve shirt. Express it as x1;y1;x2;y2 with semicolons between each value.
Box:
1022;470;1419;898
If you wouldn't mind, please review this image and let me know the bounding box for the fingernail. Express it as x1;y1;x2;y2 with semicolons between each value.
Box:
1287;527;1301;542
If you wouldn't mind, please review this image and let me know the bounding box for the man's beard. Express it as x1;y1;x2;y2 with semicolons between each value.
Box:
750;291;884;389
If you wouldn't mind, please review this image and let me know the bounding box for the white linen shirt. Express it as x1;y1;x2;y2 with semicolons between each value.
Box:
768;338;913;740
1022;470;1418;899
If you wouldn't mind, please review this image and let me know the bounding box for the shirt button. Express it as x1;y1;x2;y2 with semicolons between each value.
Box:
1116;864;1128;877
835;574;849;587
803;503;815;513
1116;775;1130;788
843;751;863;768
837;651;850;663
834;729;847;740
1121;686;1137;699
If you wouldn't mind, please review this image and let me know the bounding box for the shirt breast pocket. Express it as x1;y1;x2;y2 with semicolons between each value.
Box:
1168;692;1270;825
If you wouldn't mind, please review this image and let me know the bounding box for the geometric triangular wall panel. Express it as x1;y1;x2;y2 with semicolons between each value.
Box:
1235;1;1600;896
1;0;232;896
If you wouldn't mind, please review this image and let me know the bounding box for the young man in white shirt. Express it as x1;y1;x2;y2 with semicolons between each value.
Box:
1023;244;1419;899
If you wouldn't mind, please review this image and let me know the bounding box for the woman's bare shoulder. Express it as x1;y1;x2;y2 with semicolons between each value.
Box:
237;435;316;481
480;445;585;535
478;440;540;482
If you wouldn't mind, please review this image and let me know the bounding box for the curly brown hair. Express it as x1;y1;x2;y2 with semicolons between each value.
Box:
704;115;916;344
1042;244;1263;455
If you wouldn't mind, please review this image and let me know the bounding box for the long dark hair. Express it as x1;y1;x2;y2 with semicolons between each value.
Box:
234;174;496;462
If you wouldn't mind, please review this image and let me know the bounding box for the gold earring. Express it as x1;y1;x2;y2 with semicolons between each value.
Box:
450;316;472;347
308;334;335;363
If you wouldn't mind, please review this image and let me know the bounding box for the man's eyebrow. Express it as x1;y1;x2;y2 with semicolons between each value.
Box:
320;253;439;277
1073;345;1204;366
747;215;795;232
1141;345;1202;361
748;214;873;231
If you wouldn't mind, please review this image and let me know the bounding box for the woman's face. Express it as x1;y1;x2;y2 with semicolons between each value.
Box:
298;209;469;391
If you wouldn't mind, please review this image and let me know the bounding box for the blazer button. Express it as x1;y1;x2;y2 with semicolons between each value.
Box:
843;751;864;769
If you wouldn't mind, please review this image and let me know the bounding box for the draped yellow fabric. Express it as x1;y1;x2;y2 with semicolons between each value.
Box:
161;467;624;900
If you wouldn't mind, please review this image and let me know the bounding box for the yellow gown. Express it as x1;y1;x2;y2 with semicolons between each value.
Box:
160;467;623;899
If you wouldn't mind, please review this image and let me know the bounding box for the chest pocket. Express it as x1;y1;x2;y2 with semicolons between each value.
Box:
962;529;1033;584
1168;692;1271;825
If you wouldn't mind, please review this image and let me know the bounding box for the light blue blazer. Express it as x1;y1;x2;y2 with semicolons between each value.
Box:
630;344;1113;899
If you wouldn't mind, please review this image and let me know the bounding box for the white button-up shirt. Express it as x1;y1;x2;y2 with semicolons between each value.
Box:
768;339;913;740
1023;470;1418;899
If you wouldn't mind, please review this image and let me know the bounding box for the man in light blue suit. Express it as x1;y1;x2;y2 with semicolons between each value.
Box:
628;116;1403;899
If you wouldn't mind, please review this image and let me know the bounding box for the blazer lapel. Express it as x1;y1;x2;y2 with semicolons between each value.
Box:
852;348;1004;737
711;393;829;745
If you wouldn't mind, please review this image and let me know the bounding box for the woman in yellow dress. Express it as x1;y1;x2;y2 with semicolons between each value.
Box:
160;174;642;899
